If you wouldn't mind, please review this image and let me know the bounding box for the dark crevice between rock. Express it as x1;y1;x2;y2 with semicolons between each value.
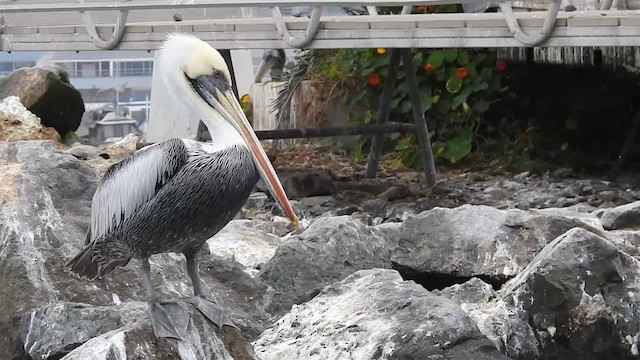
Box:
392;263;511;291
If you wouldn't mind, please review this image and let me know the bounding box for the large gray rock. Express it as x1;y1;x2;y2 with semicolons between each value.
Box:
257;216;398;305
254;268;511;360
468;228;640;359
391;205;606;282
206;219;286;271
593;200;640;230
0;140;284;359
21;301;255;360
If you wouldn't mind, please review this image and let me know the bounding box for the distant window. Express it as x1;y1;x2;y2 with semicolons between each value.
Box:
78;62;98;77
100;61;110;77
114;61;153;76
131;89;151;101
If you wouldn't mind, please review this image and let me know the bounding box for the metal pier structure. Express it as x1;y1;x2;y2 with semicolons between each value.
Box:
1;0;639;186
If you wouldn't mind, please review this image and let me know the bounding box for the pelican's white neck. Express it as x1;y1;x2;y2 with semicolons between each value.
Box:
199;112;245;151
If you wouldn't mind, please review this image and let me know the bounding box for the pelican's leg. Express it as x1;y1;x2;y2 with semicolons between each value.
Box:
183;250;237;329
142;258;189;340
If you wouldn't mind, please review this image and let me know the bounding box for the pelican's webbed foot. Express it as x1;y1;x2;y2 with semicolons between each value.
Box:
184;295;238;329
149;298;191;340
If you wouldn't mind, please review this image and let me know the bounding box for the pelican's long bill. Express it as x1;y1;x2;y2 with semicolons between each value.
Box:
190;74;299;228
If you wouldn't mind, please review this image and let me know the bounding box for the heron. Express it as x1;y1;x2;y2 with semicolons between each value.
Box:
67;32;299;340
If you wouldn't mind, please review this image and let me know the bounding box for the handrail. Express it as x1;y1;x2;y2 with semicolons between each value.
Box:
271;6;323;48
79;0;129;50
499;0;561;47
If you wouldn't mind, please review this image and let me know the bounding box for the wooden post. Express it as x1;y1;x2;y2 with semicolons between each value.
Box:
196;49;239;141
401;48;437;187
365;49;402;178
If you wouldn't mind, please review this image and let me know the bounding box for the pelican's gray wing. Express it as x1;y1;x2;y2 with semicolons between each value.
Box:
90;138;189;240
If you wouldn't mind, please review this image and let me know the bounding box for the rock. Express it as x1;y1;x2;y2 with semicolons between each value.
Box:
299;195;333;208
0;140;284;359
334;204;359;216
20;302;146;360
83;133;141;176
258;216;398;306
551;167;575;179
377;184;410;201
24;301;256;360
206;220;285;270
490;228;640;359
66;144;106;160
254;269;510;360
432;277;497;305
0;65;85;137
257;169;334;200
391;204;606;283
245;192;269;209
593;200;640;230
0;96;61;143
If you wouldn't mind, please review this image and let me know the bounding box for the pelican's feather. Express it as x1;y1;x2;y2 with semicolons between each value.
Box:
90;138;189;240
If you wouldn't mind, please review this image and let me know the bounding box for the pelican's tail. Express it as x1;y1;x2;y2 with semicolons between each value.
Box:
66;238;131;280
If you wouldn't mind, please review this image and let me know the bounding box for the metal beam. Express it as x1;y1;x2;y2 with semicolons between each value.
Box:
0;0;506;13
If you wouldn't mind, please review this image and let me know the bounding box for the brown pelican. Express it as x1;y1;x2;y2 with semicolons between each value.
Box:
66;33;299;340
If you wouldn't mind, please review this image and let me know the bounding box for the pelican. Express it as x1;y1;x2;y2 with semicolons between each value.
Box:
66;33;299;340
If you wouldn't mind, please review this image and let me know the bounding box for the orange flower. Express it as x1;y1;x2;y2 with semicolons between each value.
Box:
376;48;386;54
416;5;426;11
424;64;436;72
496;59;507;72
457;67;468;79
368;73;381;86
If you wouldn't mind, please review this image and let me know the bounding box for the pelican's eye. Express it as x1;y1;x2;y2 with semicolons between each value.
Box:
212;69;226;81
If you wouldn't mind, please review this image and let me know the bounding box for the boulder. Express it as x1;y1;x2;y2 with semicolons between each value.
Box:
0;96;61;143
253;269;511;360
391;204;607;283
257;216;398;306
0;140;284;359
467;228;640;359
0;65;85;137
21;301;257;360
206;219;285;271
593;200;640;230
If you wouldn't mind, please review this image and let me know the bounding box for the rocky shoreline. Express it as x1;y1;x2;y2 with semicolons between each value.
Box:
1;138;640;359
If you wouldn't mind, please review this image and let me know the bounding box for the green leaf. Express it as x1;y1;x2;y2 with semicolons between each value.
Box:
451;93;468;109
479;67;493;80
457;51;470;65
472;100;490;113
427;50;445;68
446;75;462;93
420;87;433;112
444;49;458;63
440;128;473;163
